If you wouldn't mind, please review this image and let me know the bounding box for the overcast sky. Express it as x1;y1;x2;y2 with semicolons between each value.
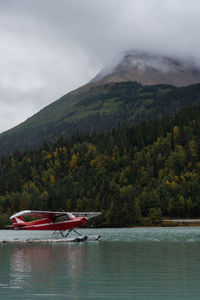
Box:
0;0;200;133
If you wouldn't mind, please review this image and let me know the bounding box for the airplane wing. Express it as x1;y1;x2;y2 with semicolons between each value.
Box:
71;212;101;219
10;210;101;220
10;210;70;220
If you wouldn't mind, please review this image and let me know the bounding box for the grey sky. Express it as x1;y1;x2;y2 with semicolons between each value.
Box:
0;0;200;133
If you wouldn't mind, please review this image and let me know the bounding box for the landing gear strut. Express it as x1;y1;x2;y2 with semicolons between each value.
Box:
52;228;84;239
64;228;82;238
52;228;101;241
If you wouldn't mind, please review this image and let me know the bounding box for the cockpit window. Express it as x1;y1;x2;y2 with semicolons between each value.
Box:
54;215;68;222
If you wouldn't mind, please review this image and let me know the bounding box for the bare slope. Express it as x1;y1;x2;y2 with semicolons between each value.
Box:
91;51;200;87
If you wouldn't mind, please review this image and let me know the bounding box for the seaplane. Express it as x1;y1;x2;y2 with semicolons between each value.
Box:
9;210;101;242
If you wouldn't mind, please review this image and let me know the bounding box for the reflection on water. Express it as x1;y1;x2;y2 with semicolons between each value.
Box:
0;228;200;299
0;241;94;299
9;243;91;296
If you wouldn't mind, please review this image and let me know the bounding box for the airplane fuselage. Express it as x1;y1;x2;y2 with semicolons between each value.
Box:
13;216;88;231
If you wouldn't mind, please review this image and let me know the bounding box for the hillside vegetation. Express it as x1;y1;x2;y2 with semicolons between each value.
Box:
1;82;200;155
1;105;200;228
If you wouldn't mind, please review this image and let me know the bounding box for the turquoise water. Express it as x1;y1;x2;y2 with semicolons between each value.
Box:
1;227;200;299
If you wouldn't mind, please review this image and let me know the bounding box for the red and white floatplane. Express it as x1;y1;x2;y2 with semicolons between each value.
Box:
8;210;101;242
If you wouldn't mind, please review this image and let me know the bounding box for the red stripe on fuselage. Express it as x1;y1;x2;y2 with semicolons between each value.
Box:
13;217;88;230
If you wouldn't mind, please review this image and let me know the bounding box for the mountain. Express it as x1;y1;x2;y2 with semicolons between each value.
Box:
1;51;200;156
91;51;200;87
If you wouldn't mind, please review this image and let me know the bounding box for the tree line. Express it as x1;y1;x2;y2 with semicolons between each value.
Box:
1;105;200;228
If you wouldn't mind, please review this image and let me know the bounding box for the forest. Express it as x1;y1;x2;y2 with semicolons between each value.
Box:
1;105;200;228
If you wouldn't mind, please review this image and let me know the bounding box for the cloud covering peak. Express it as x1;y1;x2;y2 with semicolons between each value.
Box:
0;0;200;132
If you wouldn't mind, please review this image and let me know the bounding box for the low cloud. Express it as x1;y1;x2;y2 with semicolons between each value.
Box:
0;0;200;132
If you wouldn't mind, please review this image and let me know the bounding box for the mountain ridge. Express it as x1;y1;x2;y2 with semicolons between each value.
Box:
91;51;200;87
1;51;200;155
1;81;200;156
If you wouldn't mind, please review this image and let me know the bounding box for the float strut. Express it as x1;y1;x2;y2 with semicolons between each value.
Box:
64;228;82;238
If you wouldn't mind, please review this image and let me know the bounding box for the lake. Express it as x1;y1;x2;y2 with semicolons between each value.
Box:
1;227;200;299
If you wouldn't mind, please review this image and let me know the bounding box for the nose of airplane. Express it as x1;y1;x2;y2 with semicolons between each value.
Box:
81;217;88;223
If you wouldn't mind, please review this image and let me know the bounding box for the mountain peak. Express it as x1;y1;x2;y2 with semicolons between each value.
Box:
91;51;200;87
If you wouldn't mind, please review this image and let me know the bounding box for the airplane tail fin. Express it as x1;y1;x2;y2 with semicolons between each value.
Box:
13;216;25;229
